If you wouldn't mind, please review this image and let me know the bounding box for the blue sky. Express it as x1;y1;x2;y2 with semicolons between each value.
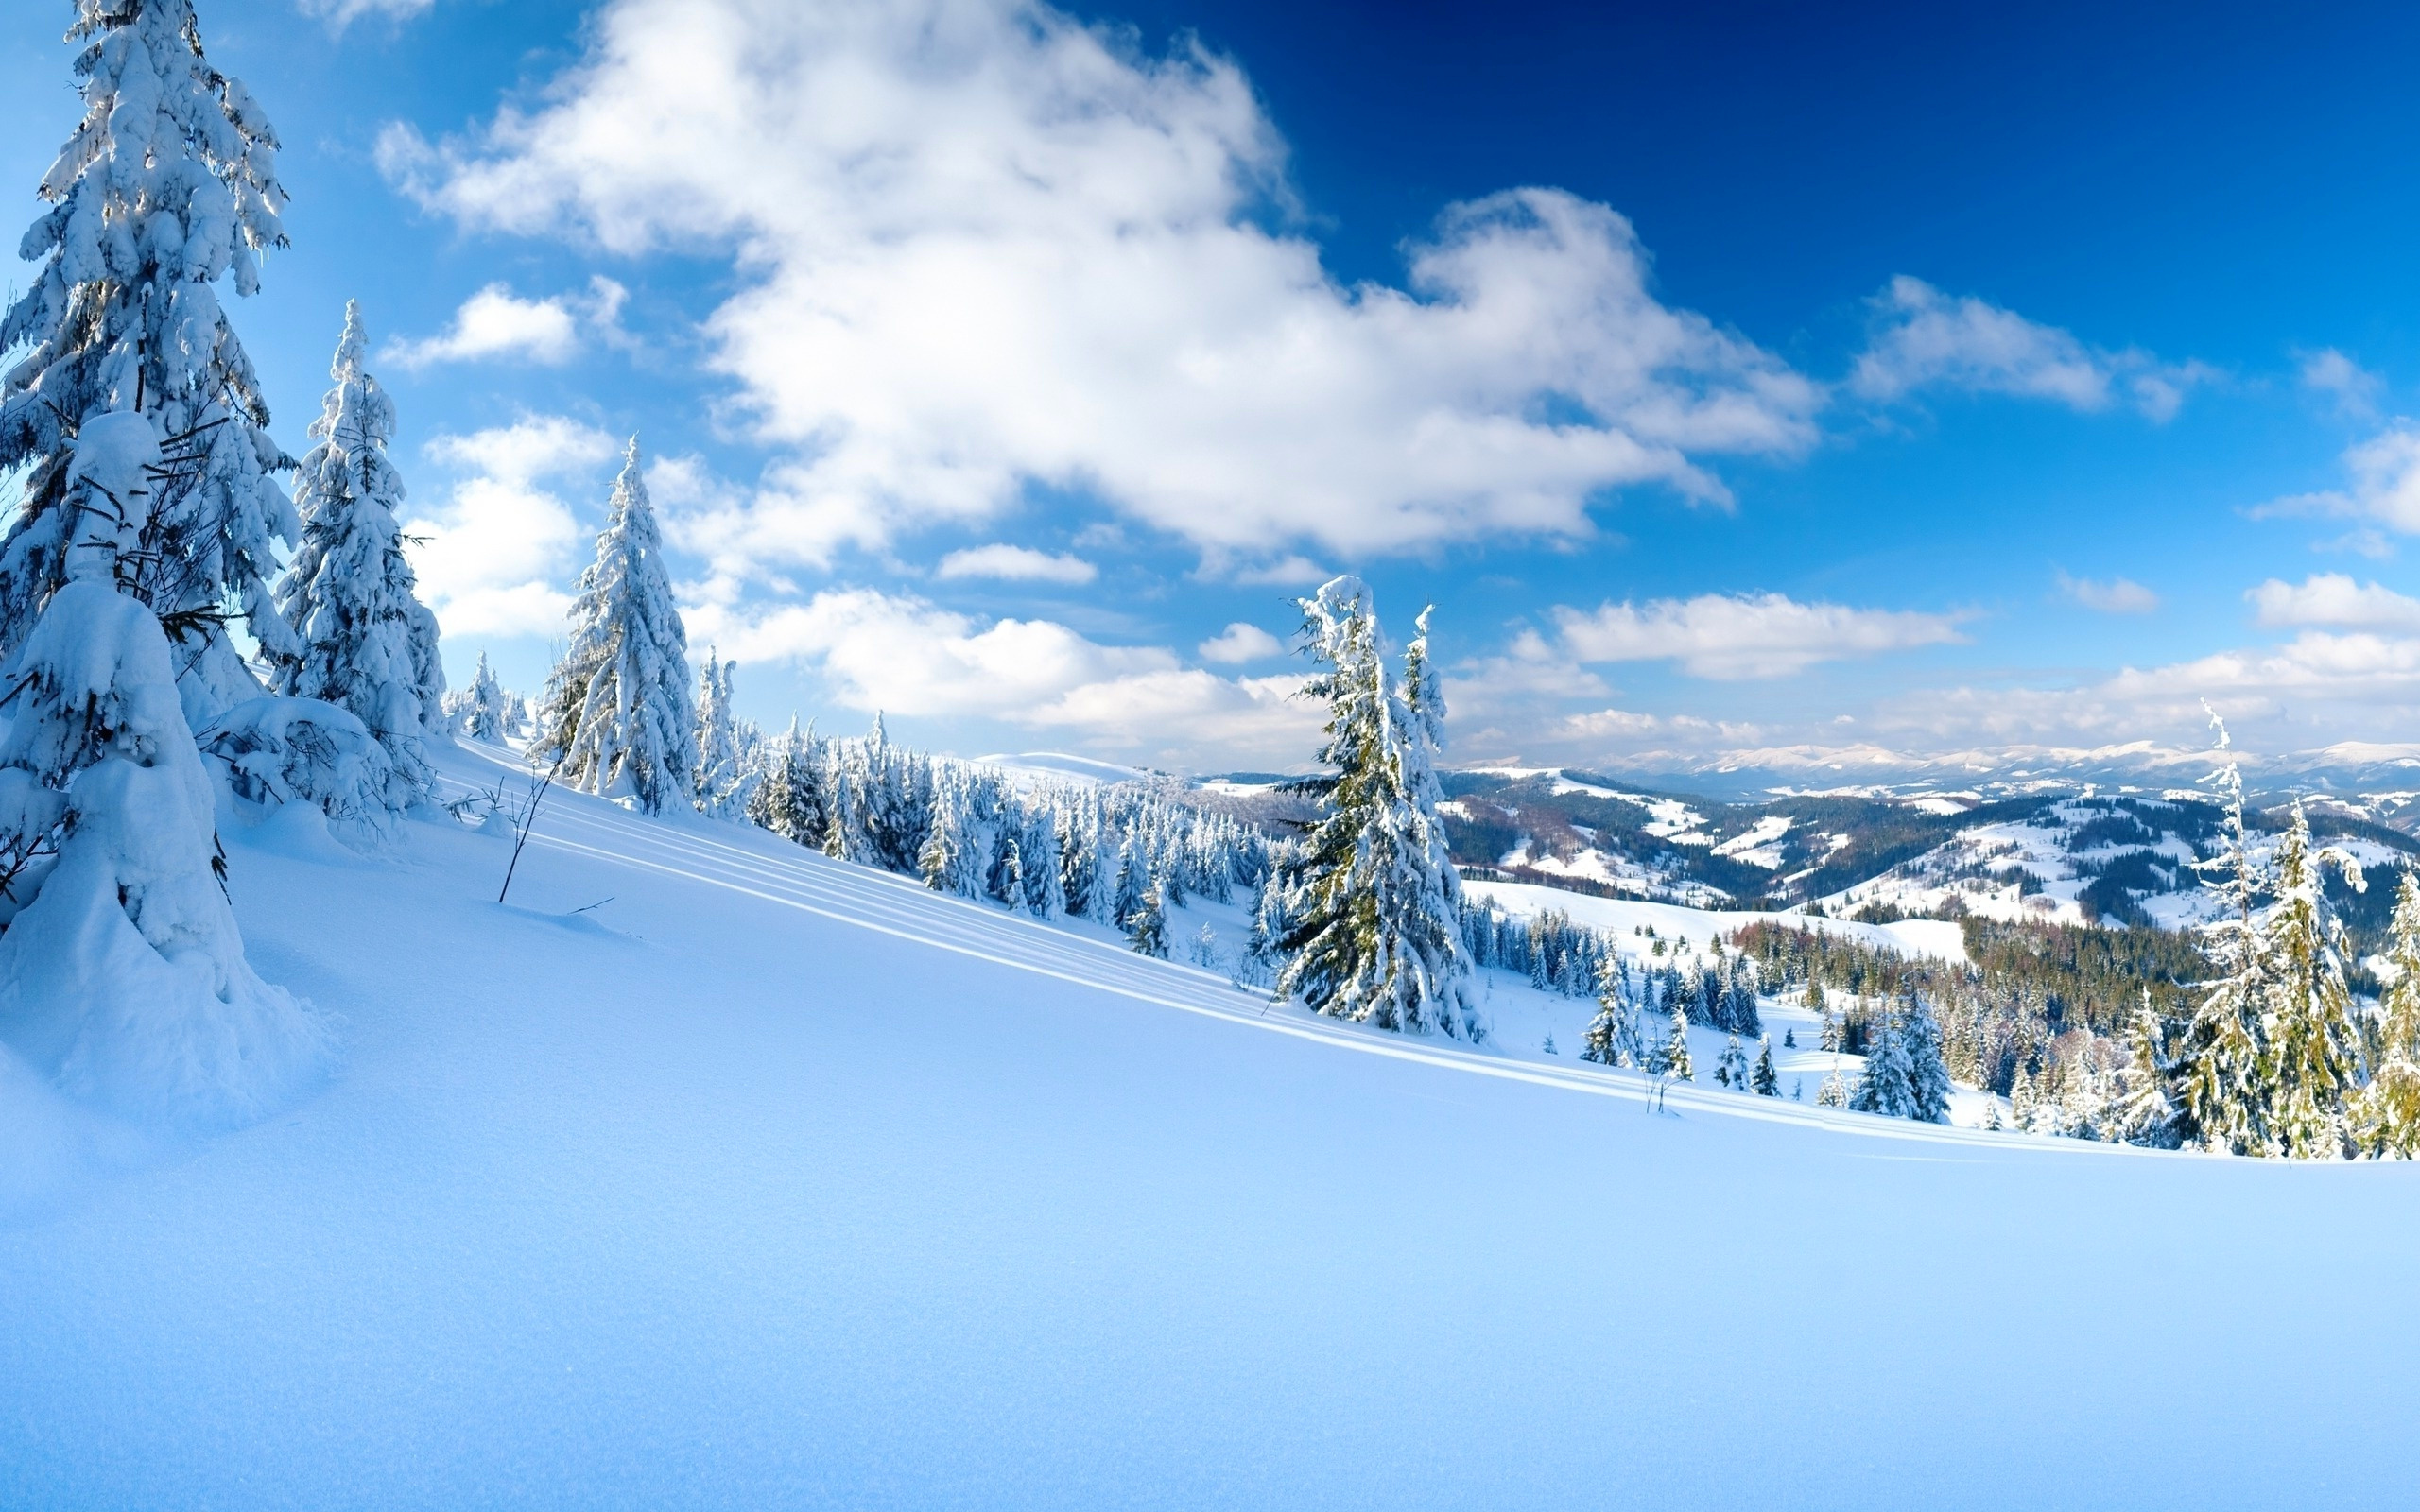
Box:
10;0;2420;773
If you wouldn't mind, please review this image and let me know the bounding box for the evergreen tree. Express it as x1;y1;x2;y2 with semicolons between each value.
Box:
1582;954;1636;1067
1816;1066;1848;1108
2260;803;2365;1159
1851;1002;1916;1118
2356;869;2420;1159
693;648;746;819
1901;991;1954;1124
1661;1005;1693;1081
2168;724;2278;1156
2115;988;2179;1147
1126;879;1168;959
532;438;695;813
1714;1033;1748;1089
270;301;435;811
0;410;327;1124
1272;579;1478;1039
0;0;304;724
459;652;512;742
1751;1035;1780;1096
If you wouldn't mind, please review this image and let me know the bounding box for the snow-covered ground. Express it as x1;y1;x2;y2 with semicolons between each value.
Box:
1466;876;1969;963
3;740;2417;1508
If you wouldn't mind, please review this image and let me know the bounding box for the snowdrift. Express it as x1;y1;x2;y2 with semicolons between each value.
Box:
0;739;2414;1509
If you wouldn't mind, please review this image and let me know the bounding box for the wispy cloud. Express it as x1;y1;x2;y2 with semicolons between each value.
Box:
403;415;619;638
2248;573;2420;632
1551;592;1969;679
2055;570;2159;614
1849;276;2213;421
1197;623;1284;663
385;278;626;369
298;0;433;30
934;544;1098;585
2300;348;2383;420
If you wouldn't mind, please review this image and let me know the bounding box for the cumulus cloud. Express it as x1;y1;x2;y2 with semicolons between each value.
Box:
683;588;1319;763
2257;421;2420;541
1197;623;1285;663
2301;348;2382;419
378;0;1823;571
2056;570;2159;614
385;277;627;369
403;415;619;638
1849;276;2211;421
934;544;1098;584
2248;573;2420;633
1550;592;1969;679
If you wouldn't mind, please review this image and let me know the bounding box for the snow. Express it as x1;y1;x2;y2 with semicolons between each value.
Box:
1710;812;1793;868
2;740;2416;1507
975;750;1156;786
1465;876;1969;964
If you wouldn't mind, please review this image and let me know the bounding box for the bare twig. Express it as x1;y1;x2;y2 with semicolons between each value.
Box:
496;771;553;905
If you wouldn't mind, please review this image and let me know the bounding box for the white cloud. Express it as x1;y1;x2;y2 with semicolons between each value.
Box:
683;588;1318;764
385;277;627;369
934;544;1098;584
1197;623;1284;663
2258;421;2420;539
1550;593;1969;679
299;0;433;27
1849;276;2210;421
379;0;1823;571
403;415;619;639
2248;573;2420;633
2301;348;2382;419
2056;570;2159;614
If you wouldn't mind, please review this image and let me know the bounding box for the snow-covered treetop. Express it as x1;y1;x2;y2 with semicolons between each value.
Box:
295;300;402;514
0;0;300;681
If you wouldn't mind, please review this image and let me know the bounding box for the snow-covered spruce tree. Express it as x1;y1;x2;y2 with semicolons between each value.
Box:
531;438;695;813
1901;992;1953;1124
2114;988;2180;1147
1661;1005;1693;1080
2260;803;2364;1159
1716;1034;1748;1090
746;718;828;847
693;648;745;819
1582;954;1634;1067
1851;1004;1915;1118
1271;580;1479;1040
2356;869;2420;1159
458;651;512;742
917;768;985;899
2168;722;2278;1156
1126;878;1168;958
1751;1036;1780;1096
0;0;302;723
0;409;327;1124
269;301;436;810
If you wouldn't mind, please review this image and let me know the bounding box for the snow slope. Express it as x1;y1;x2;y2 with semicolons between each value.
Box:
2;740;2417;1509
1466;875;1969;963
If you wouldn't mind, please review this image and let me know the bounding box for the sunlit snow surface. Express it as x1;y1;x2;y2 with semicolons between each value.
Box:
2;740;2416;1509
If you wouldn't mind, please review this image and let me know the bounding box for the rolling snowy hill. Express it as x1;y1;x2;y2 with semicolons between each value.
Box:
3;739;2417;1509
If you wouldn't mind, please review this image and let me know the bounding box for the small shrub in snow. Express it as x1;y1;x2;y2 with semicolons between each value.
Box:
199;696;403;844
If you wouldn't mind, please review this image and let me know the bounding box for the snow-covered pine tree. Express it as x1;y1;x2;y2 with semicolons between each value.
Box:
1901;991;1953;1124
2356;869;2420;1159
269;301;435;811
2115;988;2179;1147
1662;1005;1693;1080
1716;1034;1748;1090
1020;803;1064;919
2011;1065;2037;1130
916;769;985;899
1851;1002;1916;1118
2168;719;2278;1156
693;648;745;819
531;438;695;813
1582;954;1634;1067
1751;1035;1779;1096
0;0;303;723
746;719;825;847
1816;1065;1848;1108
1271;581;1478;1039
0;409;328;1124
459;652;512;743
1126;878;1168;958
2260;803;2364;1159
